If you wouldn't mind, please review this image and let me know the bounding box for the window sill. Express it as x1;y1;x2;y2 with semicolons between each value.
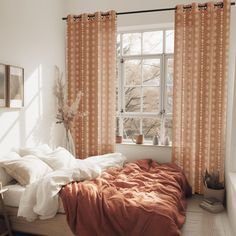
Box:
116;142;172;148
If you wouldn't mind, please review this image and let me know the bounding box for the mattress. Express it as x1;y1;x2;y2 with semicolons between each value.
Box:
3;184;25;207
3;183;65;213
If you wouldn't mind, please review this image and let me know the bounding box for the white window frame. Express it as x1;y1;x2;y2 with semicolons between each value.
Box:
116;27;174;144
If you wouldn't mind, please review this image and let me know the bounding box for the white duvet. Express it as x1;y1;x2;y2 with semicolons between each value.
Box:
18;153;126;221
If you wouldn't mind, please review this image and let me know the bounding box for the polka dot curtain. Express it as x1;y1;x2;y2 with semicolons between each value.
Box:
67;11;117;159
172;0;231;193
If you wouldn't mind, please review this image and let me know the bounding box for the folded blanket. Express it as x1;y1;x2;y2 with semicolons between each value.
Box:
60;159;192;236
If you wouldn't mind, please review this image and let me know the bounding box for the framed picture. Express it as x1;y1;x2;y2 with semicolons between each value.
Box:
0;64;7;107
7;65;24;108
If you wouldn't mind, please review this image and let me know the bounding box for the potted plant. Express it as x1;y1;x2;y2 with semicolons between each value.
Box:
116;134;123;144
203;169;225;202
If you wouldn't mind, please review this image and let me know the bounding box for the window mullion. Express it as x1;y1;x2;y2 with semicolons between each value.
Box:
163;54;167;114
162;30;166;114
159;54;166;143
119;60;124;136
165;54;174;116
163;30;166;54
117;57;122;136
160;55;164;114
140;32;143;135
120;33;124;136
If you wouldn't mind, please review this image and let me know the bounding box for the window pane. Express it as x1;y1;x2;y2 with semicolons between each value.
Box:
117;34;121;56
166;58;174;113
166;58;173;85
143;87;159;112
164;117;172;144
125;87;141;112
142;118;161;141
123;118;140;139
116;117;120;136
116;87;118;112
143;31;163;54
116;60;119;87
165;30;174;53
122;33;141;55
124;60;141;86
143;59;161;85
166;87;173;114
116;56;120;113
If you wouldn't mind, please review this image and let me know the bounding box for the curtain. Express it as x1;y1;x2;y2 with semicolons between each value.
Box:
67;11;117;159
172;0;230;193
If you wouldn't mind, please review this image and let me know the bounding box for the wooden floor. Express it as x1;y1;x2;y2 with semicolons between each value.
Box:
182;195;234;236
12;195;234;236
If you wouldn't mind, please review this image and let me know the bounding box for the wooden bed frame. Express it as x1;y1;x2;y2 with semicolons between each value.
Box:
5;207;74;236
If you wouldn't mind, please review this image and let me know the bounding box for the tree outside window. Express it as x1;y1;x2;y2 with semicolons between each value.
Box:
116;29;174;144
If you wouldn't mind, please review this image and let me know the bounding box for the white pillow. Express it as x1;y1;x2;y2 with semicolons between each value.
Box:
38;147;76;170
18;144;53;157
1;155;52;186
0;152;21;186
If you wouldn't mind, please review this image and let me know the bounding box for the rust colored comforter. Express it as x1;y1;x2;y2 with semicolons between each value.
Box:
60;159;192;236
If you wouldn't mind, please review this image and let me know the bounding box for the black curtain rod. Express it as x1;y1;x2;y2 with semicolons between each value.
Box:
62;2;235;20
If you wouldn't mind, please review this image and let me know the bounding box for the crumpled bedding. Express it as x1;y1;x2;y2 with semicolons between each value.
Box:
60;159;192;236
17;153;126;221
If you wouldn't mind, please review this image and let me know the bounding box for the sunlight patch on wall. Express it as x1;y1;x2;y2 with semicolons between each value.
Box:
0;111;21;155
24;65;43;146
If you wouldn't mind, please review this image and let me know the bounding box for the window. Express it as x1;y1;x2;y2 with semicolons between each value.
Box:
116;29;174;144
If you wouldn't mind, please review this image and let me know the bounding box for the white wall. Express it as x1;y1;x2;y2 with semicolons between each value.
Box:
224;4;236;236
65;0;175;26
0;0;66;156
65;0;226;27
226;42;236;236
116;144;172;163
226;8;236;173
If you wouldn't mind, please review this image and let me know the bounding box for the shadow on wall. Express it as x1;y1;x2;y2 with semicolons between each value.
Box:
0;64;63;155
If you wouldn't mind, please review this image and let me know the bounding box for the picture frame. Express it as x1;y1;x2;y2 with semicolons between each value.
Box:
7;65;24;108
0;64;7;107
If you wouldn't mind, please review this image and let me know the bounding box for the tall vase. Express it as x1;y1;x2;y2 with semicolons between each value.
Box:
65;128;76;157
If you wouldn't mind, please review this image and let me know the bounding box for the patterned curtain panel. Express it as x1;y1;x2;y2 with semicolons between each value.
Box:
67;11;117;159
172;0;230;193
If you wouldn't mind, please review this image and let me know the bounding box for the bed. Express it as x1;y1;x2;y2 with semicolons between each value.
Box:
60;159;192;236
0;149;128;236
5;207;73;236
0;148;191;236
2;184;73;236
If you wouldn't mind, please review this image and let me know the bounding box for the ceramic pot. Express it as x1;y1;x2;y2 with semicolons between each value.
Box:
132;134;144;144
116;135;123;143
152;135;159;145
164;136;170;146
204;187;225;202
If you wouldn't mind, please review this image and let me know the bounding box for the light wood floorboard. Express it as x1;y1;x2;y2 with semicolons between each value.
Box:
182;195;234;236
